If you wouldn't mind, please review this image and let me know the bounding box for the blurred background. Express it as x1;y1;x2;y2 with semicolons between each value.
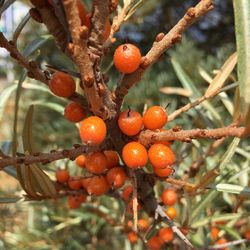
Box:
1;1;247;250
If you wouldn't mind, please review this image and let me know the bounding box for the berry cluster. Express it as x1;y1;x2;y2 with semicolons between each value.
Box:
119;106;175;178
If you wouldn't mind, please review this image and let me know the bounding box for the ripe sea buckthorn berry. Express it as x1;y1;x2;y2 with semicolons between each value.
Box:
104;150;120;169
165;207;177;220
68;176;82;190
122;185;133;201
49;72;76;97
56;169;69;183
138;218;149;231
147;236;163;250
85;152;108;174
75;155;86;168
244;230;250;240
86;176;109;196
161;189;177;206
114;44;142;74
159;227;174;243
127;231;138;244
211;227;219;241
64;102;86;123
118;109;143;136
79;116;107;145
143;106;168;130
215;238;229;250
122;142;148;168
148;143;175;169
106;167;127;189
81;177;92;189
180;227;189;235
67;194;86;209
153;166;173;178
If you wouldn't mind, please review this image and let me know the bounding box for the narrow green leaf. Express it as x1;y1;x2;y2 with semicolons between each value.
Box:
32;101;64;114
217;137;240;170
233;0;250;125
0;197;21;203
22;36;51;58
207;183;250;196
12;71;27;156
219;225;242;240
30;165;57;198
22;105;34;154
0;84;17;120
13;12;30;44
171;58;223;126
192;213;246;228
205;52;237;96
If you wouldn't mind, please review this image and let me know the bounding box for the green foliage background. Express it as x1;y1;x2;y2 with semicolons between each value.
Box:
0;0;249;249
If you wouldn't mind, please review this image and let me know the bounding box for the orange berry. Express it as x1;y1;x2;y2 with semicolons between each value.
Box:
86;176;109;196
118;109;143;136
122;185;133;201
49;72;75;97
104;150;120;169
138;218;149;231
64;102;86;123
143;106;168;130
85;152;108;174
68;176;82;190
158;227;174;243
114;44;142;74
148;143;175;169
56;169;69;183
127;220;133;229
161;189;177;206
81;177;92;189
215;238;229;250
165;207;177;220
127;231;138;244
106;167;127;189
211;226;219;241
67;194;86;209
122;142;148;168
79;116;107;145
153;166;173;178
75;155;86;168
244;230;250;240
147;236;163;250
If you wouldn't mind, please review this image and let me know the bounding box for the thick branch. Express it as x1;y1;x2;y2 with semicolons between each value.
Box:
0;145;98;170
89;0;110;53
63;0;106;117
114;0;214;106
139;126;249;146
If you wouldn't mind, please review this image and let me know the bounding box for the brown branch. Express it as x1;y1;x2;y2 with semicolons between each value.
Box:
139;126;248;146
30;0;69;52
0;32;87;106
89;0;110;54
156;205;195;250
0;144;99;170
114;0;214;107
62;0;107;117
0;32;47;83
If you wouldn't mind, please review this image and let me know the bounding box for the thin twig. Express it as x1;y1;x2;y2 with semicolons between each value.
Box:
207;239;248;249
132;170;138;232
139;126;248;146
114;0;214;107
156;205;195;250
0;145;100;170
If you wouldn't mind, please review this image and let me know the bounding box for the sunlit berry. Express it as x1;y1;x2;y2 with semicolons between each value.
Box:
158;227;174;243
85;152;108;174
75;155;86;168
106;167;127;189
161;189;177;206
